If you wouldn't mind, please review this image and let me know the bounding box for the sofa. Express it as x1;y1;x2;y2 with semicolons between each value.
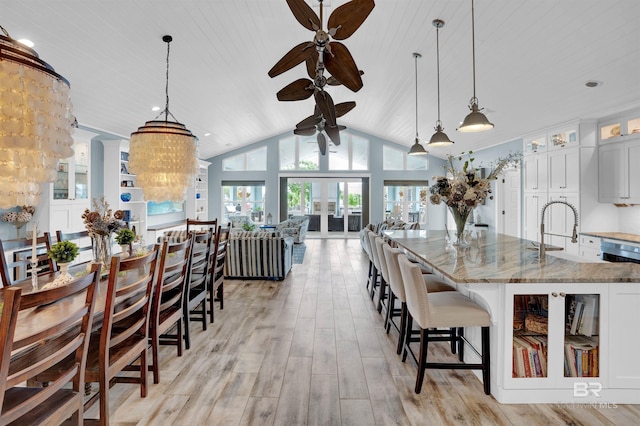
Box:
229;215;256;233
224;231;293;280
276;216;309;244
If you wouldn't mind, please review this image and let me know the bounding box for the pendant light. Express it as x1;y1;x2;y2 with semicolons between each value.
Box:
428;19;454;147
128;35;199;202
408;52;428;156
458;0;494;133
0;25;75;209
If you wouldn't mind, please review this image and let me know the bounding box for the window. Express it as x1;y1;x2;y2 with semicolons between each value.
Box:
383;145;428;171
279;135;319;170
329;132;369;170
222;147;267;171
221;182;266;224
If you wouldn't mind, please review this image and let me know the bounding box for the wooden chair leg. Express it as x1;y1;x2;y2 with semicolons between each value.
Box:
209;287;215;324
369;266;378;300
377;277;386;313
385;291;395;333
402;314;413;363
177;319;183;357
482;326;491;395
415;328;428;394
397;302;407;355
183;304;191;350
99;372;109;426
451;327;458;355
458;327;465;362
201;298;207;331
140;348;148;398
151;328;160;384
218;283;224;310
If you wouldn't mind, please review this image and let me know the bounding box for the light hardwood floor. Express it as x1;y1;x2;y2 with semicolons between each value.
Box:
88;239;640;425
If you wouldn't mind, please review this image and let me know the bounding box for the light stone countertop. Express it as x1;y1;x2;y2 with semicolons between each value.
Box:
580;231;640;245
383;229;640;284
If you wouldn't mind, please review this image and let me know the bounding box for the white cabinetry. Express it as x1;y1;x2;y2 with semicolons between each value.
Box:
598;111;640;144
503;284;609;401
546;193;580;256
186;160;210;220
579;235;602;261
608;283;640;389
101;140;147;241
598;139;640;203
523;153;547;192
523;193;547;242
43;128;98;234
548;148;579;193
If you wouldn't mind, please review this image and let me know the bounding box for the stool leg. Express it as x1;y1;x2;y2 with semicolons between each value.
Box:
385;291;395;333
482;326;491;395
366;260;372;290
415;328;428;394
377;277;386;313
370;266;378;300
450;327;458;355
458;327;465;362
397;302;407;355
402;314;413;363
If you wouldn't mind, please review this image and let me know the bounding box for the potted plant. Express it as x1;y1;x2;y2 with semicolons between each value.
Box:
242;223;256;232
115;228;136;258
47;240;79;285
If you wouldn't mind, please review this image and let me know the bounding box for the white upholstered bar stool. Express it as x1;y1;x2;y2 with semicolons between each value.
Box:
362;229;375;294
382;243;455;355
367;231;386;312
398;254;491;395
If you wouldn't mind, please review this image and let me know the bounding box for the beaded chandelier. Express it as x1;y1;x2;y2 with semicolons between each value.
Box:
128;35;198;202
0;26;74;209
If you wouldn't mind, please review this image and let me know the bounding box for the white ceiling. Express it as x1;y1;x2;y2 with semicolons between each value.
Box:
3;0;640;159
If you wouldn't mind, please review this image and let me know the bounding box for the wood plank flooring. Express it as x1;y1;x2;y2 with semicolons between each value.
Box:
88;239;640;425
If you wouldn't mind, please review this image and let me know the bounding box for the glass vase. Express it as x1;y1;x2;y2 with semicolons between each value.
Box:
92;234;112;269
449;206;472;247
10;221;29;239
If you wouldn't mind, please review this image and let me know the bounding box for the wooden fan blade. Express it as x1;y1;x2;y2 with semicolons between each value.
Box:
324;42;363;92
314;90;336;127
335;101;356;118
268;42;314;78
317;133;327;155
327;70;364;86
296;113;322;129
327;0;375;40
277;78;314;101
294;128;317;136
325;125;341;146
305;50;319;79
286;0;321;32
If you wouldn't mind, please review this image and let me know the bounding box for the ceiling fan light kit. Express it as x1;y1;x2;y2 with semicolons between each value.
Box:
128;35;199;203
269;0;375;154
408;52;427;156
458;0;494;133
427;19;453;147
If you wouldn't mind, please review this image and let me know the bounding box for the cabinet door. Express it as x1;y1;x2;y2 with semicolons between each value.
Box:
608;283;640;389
524;193;546;242
524;154;547;192
626;142;640;202
548;149;579;192
598;144;625;202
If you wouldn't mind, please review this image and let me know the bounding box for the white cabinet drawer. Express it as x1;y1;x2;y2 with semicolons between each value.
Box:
580;246;603;261
580;235;601;249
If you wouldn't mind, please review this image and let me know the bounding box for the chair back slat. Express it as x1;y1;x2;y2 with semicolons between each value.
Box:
0;264;100;425
0;233;55;287
154;235;193;321
186;219;218;234
55;230;94;260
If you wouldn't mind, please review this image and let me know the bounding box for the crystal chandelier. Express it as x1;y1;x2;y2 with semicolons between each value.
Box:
0;25;74;209
128;35;198;202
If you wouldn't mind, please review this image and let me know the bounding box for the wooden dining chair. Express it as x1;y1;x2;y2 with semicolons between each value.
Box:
0;232;55;287
183;230;212;350
1;264;101;425
83;247;159;425
208;225;230;324
56;230;94;265
149;235;193;384
186;218;218;234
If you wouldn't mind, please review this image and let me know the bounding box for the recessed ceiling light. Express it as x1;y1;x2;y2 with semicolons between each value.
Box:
585;80;602;88
151;106;161;111
17;39;34;48
204;133;211;137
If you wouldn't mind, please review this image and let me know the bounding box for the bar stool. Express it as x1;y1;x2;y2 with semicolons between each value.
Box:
362;229;375;293
366;230;385;312
382;243;455;355
398;254;491;395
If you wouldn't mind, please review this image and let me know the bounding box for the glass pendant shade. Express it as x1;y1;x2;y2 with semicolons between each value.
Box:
0;32;74;209
128;120;198;202
128;35;199;203
408;138;428;156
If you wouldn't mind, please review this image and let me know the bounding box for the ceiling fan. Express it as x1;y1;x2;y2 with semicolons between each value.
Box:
294;101;355;154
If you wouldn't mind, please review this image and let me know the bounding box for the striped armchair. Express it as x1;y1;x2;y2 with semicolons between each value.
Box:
224;231;293;280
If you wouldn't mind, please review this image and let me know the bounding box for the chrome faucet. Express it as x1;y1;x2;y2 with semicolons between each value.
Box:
539;200;579;257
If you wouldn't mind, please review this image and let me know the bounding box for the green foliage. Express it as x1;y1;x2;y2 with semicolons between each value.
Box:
348;193;361;208
115;228;136;245
242;223;256;231
48;240;79;263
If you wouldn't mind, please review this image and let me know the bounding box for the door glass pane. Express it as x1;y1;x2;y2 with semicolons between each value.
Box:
74;142;89;200
564;294;599;377
383;184;428;225
222;183;266;225
513;294;548;378
54;159;70;200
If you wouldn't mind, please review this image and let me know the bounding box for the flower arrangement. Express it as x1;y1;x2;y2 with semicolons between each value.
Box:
1;205;35;224
115;228;136;245
48;240;79;263
430;151;520;244
82;197;125;237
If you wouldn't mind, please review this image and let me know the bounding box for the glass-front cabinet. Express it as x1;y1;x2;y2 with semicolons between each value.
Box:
505;284;607;391
53;138;89;201
548;127;578;150
599;112;640;143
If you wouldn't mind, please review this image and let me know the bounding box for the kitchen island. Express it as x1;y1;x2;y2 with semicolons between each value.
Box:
383;229;640;404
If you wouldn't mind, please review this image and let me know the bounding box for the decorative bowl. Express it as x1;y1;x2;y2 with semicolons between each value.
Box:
120;192;132;202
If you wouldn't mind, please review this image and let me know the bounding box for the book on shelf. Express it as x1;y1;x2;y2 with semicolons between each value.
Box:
569;301;584;335
577;294;599;337
564;335;599;377
513;334;548;378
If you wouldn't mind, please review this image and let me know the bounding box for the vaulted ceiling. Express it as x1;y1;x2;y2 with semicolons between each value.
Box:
3;1;640;159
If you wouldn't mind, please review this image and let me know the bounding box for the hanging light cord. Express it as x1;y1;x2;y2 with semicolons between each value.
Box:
435;24;442;126
470;0;478;105
153;35;180;123
414;53;419;140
